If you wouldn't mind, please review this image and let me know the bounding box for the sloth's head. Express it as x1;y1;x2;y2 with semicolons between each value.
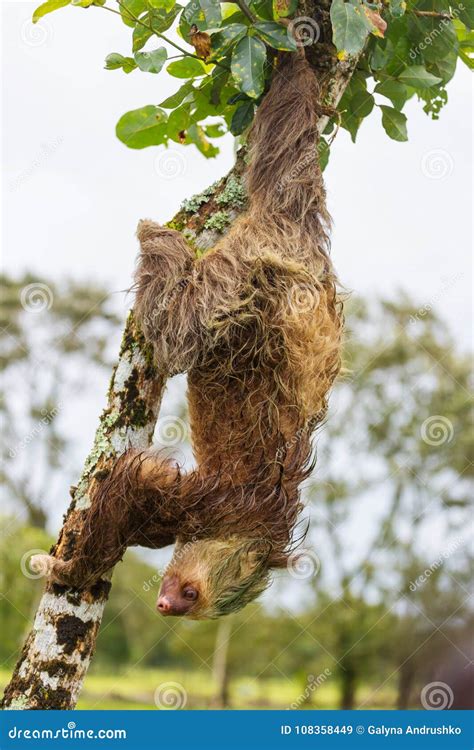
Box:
156;537;280;619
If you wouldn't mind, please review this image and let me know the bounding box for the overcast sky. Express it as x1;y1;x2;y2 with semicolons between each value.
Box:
2;1;473;350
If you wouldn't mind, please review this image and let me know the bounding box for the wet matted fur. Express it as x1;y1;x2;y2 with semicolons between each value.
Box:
32;54;343;619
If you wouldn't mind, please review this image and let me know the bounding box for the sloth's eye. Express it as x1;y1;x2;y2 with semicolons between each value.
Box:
183;587;198;601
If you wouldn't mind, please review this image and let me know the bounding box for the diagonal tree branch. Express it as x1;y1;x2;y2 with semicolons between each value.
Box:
1;36;360;710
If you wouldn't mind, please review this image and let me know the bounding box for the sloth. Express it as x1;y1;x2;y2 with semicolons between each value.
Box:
31;52;343;619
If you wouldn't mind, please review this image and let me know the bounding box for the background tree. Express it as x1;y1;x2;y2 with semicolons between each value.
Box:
302;297;473;708
2;0;472;708
0;274;120;529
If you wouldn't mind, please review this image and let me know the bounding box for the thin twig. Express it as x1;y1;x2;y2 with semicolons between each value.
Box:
412;9;452;19
235;0;257;23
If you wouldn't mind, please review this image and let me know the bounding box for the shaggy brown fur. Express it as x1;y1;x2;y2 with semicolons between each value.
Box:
31;53;343;618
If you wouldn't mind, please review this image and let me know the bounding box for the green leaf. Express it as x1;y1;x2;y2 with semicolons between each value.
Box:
318;138;330;171
340;109;363;142
251;0;273;20
119;0;147;27
205;122;226;137
254;21;297;50
32;0;70;22
148;0;175;10
186;124;219;157
159;80;195;107
116;105;168;148
398;65;442;89
230;100;255;134
71;0;106;6
167;105;192;141
134;47;168;73
132;22;153;51
210;24;247;56
380;104;408;141
167;57;207;78
231;36;267;99
389;0;406;18
369;37;393;71
426;51;458;85
330;0;369;55
210;65;231;104
458;28;474;69
272;0;297;19
458;0;474;29
199;0;221;26
374;79;408;109
351;90;375;117
105;53;138;74
193;77;226;118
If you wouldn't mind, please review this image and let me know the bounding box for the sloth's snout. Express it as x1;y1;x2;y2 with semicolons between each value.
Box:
157;596;172;615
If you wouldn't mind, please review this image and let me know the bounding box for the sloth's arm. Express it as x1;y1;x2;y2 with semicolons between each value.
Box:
30;452;182;588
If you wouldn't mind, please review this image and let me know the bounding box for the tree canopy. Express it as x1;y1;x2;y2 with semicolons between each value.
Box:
31;0;473;161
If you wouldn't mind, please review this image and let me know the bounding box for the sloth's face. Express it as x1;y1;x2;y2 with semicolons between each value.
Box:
156;572;200;617
156;538;272;619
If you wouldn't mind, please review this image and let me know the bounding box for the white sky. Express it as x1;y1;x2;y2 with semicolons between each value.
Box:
2;1;473;351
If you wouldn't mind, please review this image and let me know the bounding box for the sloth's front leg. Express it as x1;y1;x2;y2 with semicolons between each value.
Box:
30;450;181;588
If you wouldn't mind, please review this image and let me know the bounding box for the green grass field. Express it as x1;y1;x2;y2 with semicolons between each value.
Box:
0;668;397;710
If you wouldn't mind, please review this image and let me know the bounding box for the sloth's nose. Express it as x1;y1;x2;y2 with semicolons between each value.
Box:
157;596;171;614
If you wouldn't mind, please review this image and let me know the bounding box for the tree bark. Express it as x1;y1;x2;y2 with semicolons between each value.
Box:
397;660;415;710
2;29;360;709
212;618;233;708
339;664;357;710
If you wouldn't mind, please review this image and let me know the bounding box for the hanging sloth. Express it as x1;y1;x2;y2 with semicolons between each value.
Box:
31;52;343;619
